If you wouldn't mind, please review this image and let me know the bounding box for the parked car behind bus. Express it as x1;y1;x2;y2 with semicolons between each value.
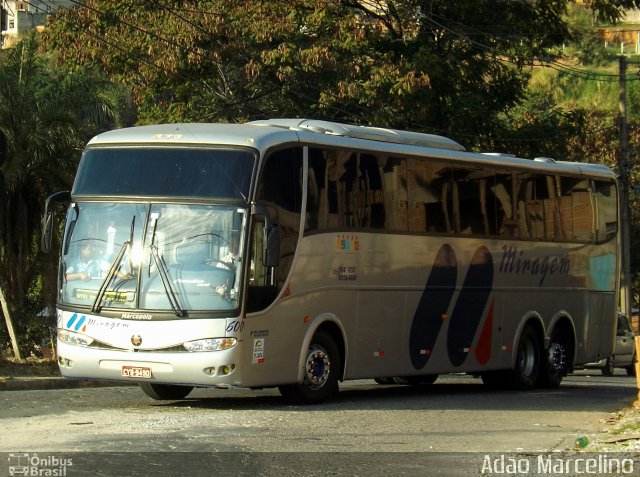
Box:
583;313;636;376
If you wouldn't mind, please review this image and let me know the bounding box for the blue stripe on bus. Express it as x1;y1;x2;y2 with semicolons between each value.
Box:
66;313;78;329
409;244;457;370
447;246;494;367
74;315;86;332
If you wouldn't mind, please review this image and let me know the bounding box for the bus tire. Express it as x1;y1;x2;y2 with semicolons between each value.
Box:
140;383;194;400
538;328;572;388
279;330;340;404
374;377;395;385
507;325;541;390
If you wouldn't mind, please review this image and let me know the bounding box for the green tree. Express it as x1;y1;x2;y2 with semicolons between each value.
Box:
41;0;583;139
0;35;126;358
43;0;640;132
488;91;587;159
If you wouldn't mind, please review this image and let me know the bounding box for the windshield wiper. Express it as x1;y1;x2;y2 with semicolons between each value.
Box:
150;245;184;317
147;212;184;317
91;240;130;313
91;216;136;313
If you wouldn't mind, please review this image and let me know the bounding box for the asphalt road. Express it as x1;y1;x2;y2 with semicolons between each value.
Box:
0;371;638;476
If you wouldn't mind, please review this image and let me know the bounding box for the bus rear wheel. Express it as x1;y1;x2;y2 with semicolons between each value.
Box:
140;383;194;400
507;325;541;390
538;328;572;388
279;330;340;404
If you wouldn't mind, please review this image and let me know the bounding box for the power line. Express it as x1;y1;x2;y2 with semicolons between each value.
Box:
424;12;636;83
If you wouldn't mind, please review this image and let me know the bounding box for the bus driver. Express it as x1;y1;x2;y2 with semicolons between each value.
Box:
66;243;131;281
65;243;108;281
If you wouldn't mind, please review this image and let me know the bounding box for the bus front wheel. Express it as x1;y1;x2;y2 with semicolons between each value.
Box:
140;382;194;400
279;330;340;404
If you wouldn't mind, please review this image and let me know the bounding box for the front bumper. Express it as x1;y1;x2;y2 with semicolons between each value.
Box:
56;341;242;387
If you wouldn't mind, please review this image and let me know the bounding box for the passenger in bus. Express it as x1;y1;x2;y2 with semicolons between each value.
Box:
218;247;236;268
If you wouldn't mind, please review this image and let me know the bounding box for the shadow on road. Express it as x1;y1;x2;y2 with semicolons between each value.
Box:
152;371;638;413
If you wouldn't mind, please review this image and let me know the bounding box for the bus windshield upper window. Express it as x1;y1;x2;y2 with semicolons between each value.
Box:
72;147;255;199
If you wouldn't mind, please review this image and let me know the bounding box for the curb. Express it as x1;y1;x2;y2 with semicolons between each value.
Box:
0;376;135;391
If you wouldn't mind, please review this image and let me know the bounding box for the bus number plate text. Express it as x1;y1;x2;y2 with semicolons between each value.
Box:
121;366;152;379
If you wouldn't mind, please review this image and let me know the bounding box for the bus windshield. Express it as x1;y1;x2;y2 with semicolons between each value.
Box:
60;202;246;314
73;147;255;199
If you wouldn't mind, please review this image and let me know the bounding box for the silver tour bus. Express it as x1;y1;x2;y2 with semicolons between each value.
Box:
42;119;620;403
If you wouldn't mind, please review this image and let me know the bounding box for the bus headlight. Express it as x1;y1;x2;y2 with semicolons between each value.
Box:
58;329;94;347
183;338;237;352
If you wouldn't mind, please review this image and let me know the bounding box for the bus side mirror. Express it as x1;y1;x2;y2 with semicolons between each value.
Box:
264;225;280;268
41;214;54;253
41;191;70;253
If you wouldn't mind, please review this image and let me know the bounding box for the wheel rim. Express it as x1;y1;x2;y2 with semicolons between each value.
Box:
304;344;331;390
518;336;536;377
547;342;567;375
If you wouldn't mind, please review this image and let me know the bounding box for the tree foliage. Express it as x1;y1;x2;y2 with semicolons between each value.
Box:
42;0;584;142
0;34;126;355
486;91;587;160
585;0;640;23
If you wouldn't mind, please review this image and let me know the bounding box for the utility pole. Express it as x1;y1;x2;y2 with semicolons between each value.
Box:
618;55;632;317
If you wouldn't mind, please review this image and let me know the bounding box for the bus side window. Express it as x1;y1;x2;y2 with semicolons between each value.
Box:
558;177;593;242
453;167;487;235
593;180;617;243
248;147;303;312
308;148;387;232
526;175;548;240
382;157;408;232
406;158;451;234
492;172;516;237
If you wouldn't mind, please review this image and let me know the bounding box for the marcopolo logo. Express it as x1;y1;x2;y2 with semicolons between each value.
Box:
8;453;73;476
121;312;153;321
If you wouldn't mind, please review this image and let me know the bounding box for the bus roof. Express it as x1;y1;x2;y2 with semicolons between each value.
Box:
86;120;616;180
87;120;465;152
86;122;298;151
247;118;467;151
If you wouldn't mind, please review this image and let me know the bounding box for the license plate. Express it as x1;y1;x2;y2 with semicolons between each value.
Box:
121;366;152;379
